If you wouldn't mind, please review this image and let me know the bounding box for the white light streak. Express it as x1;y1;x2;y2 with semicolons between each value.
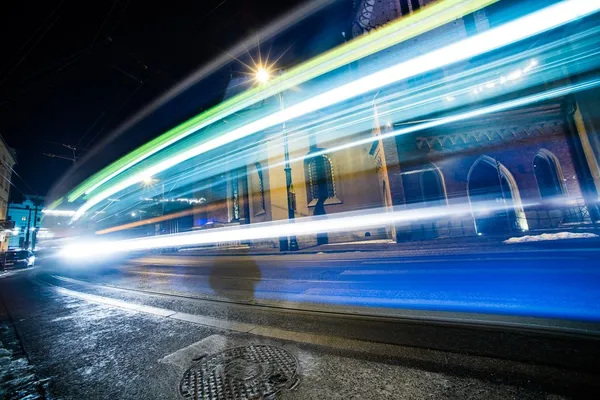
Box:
61;195;580;260
507;69;523;81
61;200;511;259
42;209;77;217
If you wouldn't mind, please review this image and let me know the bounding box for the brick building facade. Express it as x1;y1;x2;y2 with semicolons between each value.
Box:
353;0;600;241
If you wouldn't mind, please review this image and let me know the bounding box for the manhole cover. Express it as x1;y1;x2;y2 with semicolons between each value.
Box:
180;345;299;399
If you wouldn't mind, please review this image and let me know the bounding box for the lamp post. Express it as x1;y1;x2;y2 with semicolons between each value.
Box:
142;176;166;233
256;67;298;251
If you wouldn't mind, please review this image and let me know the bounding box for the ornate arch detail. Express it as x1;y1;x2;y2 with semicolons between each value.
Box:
419;163;449;206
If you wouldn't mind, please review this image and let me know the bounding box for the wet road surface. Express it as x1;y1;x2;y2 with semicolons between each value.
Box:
1;249;600;399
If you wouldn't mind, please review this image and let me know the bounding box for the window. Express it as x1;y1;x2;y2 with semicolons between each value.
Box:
533;150;565;199
308;155;336;202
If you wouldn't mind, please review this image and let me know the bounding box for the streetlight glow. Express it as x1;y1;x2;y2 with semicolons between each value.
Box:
256;67;270;83
142;175;156;187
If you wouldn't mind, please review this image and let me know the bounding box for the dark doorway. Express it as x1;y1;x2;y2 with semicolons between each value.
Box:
534;150;564;199
468;158;518;234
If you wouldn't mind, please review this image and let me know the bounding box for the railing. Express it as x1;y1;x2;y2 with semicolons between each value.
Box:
527;198;592;231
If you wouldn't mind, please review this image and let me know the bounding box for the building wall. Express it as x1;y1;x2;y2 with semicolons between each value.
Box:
390;101;589;239
0;135;16;251
262;126;385;247
351;0;592;241
7;200;42;249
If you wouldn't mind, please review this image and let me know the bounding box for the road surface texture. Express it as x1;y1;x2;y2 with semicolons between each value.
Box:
1;247;600;399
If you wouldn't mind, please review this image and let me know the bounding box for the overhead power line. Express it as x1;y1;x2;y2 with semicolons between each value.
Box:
0;157;39;196
0;0;67;86
91;0;119;46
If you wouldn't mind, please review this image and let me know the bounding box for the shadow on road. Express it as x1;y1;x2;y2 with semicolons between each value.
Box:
208;250;262;303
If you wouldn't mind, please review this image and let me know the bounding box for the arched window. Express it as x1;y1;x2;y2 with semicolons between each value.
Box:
467;155;528;233
253;162;266;215
533;150;565;199
308;155;336;202
420;168;446;206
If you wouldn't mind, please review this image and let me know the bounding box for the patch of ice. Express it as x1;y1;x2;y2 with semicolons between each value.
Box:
504;232;598;244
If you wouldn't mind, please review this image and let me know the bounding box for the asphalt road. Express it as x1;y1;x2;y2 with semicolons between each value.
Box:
1;248;600;399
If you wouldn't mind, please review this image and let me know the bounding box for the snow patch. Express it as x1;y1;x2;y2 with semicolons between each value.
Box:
504;232;598;244
325;239;395;246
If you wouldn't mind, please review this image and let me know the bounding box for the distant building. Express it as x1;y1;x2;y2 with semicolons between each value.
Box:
0;133;17;251
7;196;44;250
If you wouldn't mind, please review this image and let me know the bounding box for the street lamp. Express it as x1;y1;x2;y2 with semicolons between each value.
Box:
141;176;166;218
255;67;270;84
255;66;299;251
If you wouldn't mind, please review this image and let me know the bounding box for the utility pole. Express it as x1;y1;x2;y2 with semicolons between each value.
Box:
278;92;299;251
62;144;77;164
43;143;77;164
31;203;39;250
24;206;32;249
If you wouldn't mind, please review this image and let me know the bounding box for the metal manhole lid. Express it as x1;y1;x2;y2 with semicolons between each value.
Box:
180;344;299;400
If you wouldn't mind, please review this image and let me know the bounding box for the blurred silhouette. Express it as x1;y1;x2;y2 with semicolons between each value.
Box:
208;250;262;302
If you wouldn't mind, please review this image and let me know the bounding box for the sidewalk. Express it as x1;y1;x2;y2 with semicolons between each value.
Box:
0;296;50;399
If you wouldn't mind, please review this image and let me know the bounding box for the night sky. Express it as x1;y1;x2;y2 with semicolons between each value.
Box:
0;0;351;202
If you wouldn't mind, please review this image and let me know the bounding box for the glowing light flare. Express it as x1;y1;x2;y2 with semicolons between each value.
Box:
72;0;600;220
142;175;156;187
255;67;271;83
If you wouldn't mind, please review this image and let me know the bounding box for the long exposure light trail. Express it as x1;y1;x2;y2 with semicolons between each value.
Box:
276;78;600;171
68;0;496;203
71;0;600;221
151;28;600;197
61;199;532;259
88;75;600;231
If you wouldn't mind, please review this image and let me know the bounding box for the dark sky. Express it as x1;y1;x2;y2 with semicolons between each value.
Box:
0;0;351;202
